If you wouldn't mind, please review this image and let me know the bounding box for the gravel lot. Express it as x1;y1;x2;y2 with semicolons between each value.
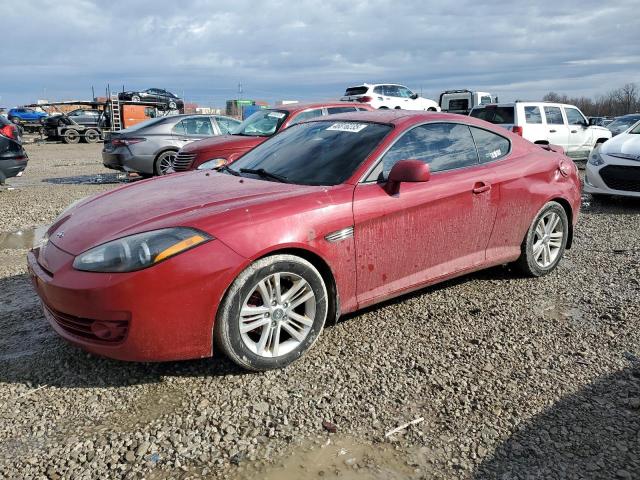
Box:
1;142;639;479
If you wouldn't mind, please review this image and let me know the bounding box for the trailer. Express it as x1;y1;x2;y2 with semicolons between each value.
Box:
439;90;497;115
24;95;179;144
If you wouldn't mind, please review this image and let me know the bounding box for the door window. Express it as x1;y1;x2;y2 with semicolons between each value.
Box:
288;109;323;125
396;86;414;98
543;107;564;125
373;86;384;95
524;106;543;124
379;123;479;176
564;107;587;126
326;107;357;114
173;117;213;136
384;85;400;97
470;127;510;163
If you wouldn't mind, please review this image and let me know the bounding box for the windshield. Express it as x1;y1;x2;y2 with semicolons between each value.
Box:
608;116;640;133
229;121;393;186
232;109;289;137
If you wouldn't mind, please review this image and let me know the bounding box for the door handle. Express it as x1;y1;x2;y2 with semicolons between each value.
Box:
571;130;577;133
472;182;491;194
549;129;557;133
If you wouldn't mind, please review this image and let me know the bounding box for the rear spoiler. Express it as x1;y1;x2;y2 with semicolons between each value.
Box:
538;143;565;155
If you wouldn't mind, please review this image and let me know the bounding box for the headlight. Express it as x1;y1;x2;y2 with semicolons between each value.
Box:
73;227;212;272
588;149;605;166
197;158;227;170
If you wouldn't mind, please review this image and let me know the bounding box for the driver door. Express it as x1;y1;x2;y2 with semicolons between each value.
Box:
564;106;592;159
353;122;498;307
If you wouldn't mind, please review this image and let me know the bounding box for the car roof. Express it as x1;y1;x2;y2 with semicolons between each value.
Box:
346;83;405;88
268;102;366;112
297;110;496;129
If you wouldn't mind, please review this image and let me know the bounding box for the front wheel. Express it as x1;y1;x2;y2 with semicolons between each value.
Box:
168;101;177;109
514;201;568;276
214;254;328;371
84;129;101;143
131;95;140;102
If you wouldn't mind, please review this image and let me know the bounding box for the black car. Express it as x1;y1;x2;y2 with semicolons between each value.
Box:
44;108;105;143
0;116;28;185
118;88;184;110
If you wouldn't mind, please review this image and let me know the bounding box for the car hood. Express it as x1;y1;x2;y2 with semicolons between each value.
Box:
47;172;322;256
182;134;266;156
601;133;640;156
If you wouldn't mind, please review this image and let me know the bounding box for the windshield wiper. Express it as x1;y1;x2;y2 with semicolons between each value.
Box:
217;165;240;176
240;168;289;183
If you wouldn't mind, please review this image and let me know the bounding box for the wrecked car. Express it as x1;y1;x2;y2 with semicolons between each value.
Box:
28;111;580;371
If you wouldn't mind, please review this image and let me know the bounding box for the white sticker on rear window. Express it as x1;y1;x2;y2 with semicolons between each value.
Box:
326;122;368;133
488;149;502;159
267;112;286;119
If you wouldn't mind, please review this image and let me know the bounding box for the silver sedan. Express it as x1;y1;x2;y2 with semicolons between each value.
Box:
102;114;241;176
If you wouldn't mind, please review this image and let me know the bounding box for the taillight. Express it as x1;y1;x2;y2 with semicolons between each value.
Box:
357;96;372;103
0;124;16;140
512;126;523;136
112;137;146;147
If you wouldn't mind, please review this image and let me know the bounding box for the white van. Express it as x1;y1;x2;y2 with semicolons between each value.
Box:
470;102;611;160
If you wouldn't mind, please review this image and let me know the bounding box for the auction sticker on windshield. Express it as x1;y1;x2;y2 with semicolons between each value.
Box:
327;122;368;133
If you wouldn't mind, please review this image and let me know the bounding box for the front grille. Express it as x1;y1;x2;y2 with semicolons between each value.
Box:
173;152;196;171
45;304;129;343
599;165;640;192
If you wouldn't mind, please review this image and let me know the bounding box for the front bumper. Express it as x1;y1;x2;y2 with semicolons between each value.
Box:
584;158;640;198
27;238;246;362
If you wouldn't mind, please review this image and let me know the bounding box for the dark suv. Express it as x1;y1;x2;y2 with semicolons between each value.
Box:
0;116;28;185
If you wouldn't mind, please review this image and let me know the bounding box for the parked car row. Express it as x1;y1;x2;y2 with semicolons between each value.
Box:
31;108;584;371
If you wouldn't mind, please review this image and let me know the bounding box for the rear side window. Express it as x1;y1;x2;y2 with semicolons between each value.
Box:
215;116;240;134
470;107;515;124
524;106;542;124
448;99;469;111
373;86;384;95
344;87;368;96
381;123;479;175
327;107;357;114
470;127;510;163
173;117;213;136
544;107;564;125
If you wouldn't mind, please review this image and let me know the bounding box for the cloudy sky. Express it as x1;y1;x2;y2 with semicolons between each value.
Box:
2;0;639;108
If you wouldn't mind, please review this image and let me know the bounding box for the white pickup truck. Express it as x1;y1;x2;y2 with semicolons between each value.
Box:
470;101;611;160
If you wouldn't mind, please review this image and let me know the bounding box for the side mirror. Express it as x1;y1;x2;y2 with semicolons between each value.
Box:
410;93;419;100
385;160;430;194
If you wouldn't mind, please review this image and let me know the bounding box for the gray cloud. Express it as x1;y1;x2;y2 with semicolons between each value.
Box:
1;0;639;107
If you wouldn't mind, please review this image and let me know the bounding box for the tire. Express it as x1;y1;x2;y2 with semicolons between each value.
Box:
84;129;101;143
63;129;80;144
214;254;328;371
154;150;177;175
131;95;140;102
378;106;389;110
514;201;568;277
427;107;437;112
9;117;21;125
168;101;177;109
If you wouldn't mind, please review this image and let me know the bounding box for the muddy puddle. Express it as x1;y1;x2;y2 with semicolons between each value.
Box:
535;299;583;323
236;435;421;480
0;226;47;250
43;173;134;185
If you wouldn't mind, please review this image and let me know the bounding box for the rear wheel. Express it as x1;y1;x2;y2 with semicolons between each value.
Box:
378;106;389;110
427;107;437;112
131;95;140;102
154;150;177;175
168;101;177;109
84;129;101;143
214;254;328;371
63;129;80;144
514;201;568;276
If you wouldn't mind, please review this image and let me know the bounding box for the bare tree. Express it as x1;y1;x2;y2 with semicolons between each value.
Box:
541;83;638;117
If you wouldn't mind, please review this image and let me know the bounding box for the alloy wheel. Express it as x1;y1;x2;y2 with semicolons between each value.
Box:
239;272;316;358
157;152;176;175
532;211;564;268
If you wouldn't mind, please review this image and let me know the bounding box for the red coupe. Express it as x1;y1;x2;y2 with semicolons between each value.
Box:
172;102;372;172
28;111;580;370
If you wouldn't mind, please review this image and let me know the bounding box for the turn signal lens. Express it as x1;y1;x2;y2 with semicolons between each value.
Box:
155;234;207;263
